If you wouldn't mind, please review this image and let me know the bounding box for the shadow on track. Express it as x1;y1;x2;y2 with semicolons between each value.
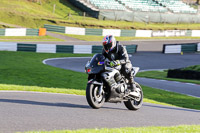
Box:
0;98;126;111
0;98;89;109
1;98;200;112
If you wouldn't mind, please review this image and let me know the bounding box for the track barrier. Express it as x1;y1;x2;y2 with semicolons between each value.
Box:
0;42;137;54
163;43;199;54
44;24;200;38
0;28;40;36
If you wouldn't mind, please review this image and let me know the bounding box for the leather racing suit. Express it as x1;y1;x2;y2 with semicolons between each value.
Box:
102;41;135;92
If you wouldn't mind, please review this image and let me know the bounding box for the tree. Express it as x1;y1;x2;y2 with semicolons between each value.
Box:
197;0;199;5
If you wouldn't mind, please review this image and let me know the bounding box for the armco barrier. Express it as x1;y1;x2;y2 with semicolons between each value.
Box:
198;43;200;52
191;30;200;37
121;30;136;37
102;29;121;37
44;24;200;38
125;45;138;54
65;27;85;35
92;45;103;53
17;43;37;52
163;45;181;54
0;28;40;36
181;43;197;53
0;42;137;54
74;45;92;54
44;24;65;33
85;29;103;36
37;44;56;53
26;29;39;36
0;29;5;36
135;30;152;37
163;43;198;54
56;45;74;53
0;42;17;51
5;28;26;36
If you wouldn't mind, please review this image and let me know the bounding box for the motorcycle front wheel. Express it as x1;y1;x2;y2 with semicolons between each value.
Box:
124;82;143;110
86;83;105;109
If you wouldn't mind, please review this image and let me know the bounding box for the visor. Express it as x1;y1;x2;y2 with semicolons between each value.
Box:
103;42;112;51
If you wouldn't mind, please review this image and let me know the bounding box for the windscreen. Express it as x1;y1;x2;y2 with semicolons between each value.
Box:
90;54;105;65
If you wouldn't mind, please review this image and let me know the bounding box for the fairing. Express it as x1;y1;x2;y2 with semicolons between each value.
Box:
85;54;105;74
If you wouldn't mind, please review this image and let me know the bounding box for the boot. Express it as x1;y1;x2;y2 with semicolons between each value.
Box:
129;78;140;97
113;83;125;94
111;83;121;93
115;84;122;93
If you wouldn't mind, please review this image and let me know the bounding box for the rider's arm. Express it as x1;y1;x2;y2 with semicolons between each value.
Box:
119;45;130;65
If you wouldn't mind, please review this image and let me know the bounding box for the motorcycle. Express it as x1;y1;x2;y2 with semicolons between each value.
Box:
85;54;143;110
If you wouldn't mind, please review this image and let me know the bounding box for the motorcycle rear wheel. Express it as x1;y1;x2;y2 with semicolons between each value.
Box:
86;83;105;109
124;82;143;110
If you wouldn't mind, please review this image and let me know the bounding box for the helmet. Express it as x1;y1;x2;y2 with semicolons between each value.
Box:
102;35;116;53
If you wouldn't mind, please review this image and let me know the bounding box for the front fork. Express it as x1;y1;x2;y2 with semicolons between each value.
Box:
88;79;104;96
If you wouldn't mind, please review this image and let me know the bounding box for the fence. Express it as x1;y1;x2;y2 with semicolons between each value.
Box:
99;10;200;24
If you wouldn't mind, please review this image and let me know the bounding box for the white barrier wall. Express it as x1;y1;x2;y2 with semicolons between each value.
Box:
165;30;186;37
164;45;181;54
5;28;26;36
191;30;200;37
102;29;121;37
74;45;92;54
65;27;85;35
0;43;138;54
36;44;56;53
152;30;186;37
198;43;200;52
0;42;17;51
135;30;152;37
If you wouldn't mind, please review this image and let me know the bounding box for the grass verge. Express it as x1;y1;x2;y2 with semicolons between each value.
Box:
24;125;200;133
182;65;200;72
0;35;64;42
0;51;200;110
1;0;200;30
137;70;200;85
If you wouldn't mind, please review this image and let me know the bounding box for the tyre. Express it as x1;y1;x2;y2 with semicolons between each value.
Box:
124;82;143;110
86;83;105;109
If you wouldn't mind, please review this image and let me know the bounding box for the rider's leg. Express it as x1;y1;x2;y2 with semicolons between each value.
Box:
122;63;139;96
101;69;122;92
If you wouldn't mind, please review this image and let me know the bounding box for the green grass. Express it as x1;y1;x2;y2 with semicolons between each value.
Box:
0;51;90;89
0;51;200;110
1;0;200;30
142;85;200;110
0;84;85;95
182;65;200;72
137;70;200;85
0;35;64;42
24;125;200;133
57;33;200;41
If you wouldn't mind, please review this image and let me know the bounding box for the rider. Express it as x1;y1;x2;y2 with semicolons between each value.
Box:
102;35;139;97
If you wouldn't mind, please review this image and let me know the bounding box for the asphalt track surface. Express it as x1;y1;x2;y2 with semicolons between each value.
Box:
45;52;200;97
1;52;200;133
0;91;200;133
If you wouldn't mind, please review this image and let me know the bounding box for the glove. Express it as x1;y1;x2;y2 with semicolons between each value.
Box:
110;61;115;67
110;60;120;67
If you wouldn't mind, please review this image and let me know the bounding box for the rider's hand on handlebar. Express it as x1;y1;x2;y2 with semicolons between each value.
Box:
110;60;120;67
